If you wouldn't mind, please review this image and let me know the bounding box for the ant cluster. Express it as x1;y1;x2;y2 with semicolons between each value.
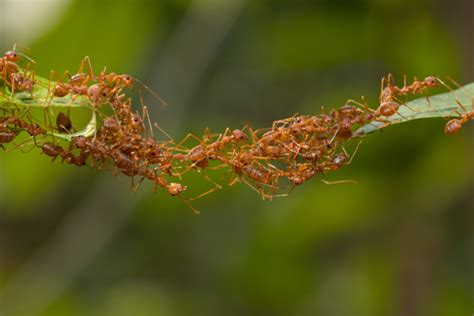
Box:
1;48;472;211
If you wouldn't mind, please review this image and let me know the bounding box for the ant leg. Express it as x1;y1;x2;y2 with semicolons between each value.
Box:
197;169;222;190
347;98;375;113
441;107;464;122
172;160;200;177
12;43;35;64
271;186;292;198
239;177;273;200
272;114;298;130
5;138;35;153
76;56;95;81
176;132;204;148
205;163;229;171
43;107;58;144
131;176;147;192
243;125;260;144
386;73;397;92
228;174;240;187
140;94;154;139
321;179;357;185
438;78;469;114
134;78;167;109
23;110;39;146
346;138;363;165
153;122;176;143
202;127;217;143
181;198;200;214
371;119;392;130
380;76;387;102
187;186;220;202
47;70;67;102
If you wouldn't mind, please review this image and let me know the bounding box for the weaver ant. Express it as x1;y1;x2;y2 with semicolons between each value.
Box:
444;97;474;135
48;56;94;99
381;74;438;101
227;149;280;200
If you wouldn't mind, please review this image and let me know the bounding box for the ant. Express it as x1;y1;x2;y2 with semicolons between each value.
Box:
41;141;88;166
48;56;94;99
444;97;474;135
381;74;438;101
0;50;21;84
379;74;439;114
434;78;474;135
1;46;37;96
9;71;36;94
227;150;280;200
175;127;247;172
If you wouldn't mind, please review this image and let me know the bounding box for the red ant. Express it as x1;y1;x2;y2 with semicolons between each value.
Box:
227;150;280;200
444;97;474;135
381;74;438;101
48;56;94;99
0;50;20;83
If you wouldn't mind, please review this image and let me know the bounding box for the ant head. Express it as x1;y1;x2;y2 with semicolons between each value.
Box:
130;113;142;126
103;117;119;130
101;87;111;98
167;183;186;196
424;76;438;87
87;84;101;102
4;50;20;62
291;126;301;135
331;153;348;166
290;175;304;185
295;116;304;124
145;138;155;149
121;74;133;86
231;129;247;141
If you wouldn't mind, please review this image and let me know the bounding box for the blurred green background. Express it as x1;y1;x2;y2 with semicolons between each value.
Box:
0;0;473;315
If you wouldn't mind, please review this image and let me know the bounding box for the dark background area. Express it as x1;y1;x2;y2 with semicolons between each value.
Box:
0;0;473;315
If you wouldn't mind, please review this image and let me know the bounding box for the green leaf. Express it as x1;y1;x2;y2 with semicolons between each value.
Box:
1;75;92;108
1;71;97;139
355;82;474;135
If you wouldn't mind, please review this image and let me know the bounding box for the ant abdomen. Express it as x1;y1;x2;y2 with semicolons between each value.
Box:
0;129;17;143
42;142;62;159
444;119;462;135
377;101;400;117
188;145;207;162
